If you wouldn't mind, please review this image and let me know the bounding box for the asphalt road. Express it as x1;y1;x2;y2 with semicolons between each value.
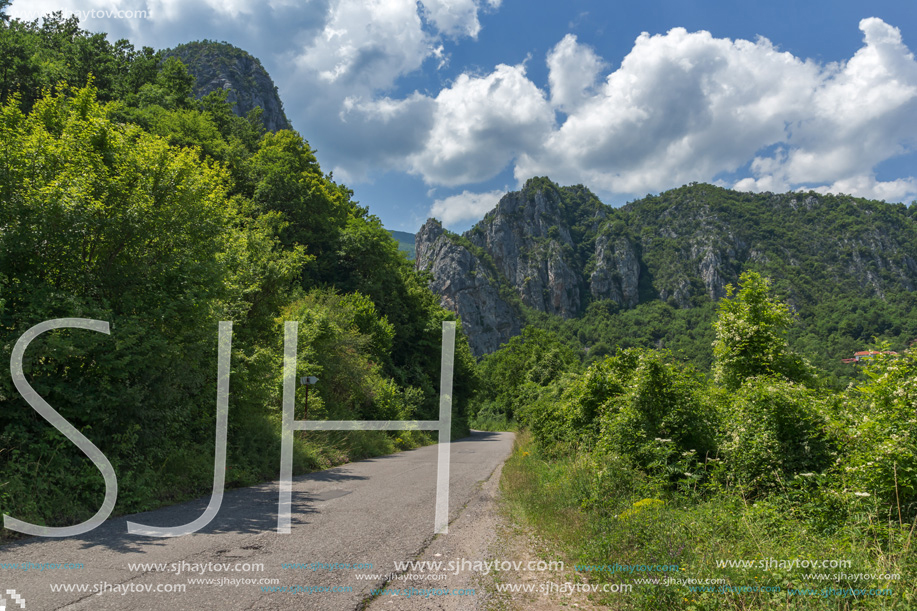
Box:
0;431;515;610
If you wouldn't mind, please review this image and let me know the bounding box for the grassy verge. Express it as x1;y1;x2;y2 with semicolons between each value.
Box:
501;431;917;611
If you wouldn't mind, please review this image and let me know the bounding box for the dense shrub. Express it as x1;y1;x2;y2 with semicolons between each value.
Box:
0;87;243;518
518;351;634;449
599;351;716;474
474;327;579;422
280;290;417;422
837;350;917;515
719;377;835;495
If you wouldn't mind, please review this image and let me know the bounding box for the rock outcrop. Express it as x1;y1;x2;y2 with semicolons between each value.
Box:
416;179;643;355
416;178;917;356
416;220;522;355
467;185;582;318
590;233;640;307
164;41;291;132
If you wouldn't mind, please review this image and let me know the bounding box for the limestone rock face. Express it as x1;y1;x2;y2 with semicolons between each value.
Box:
416;178;917;356
590;234;640;307
415;219;522;356
164;41;291;132
467;187;582;318
415;179;641;355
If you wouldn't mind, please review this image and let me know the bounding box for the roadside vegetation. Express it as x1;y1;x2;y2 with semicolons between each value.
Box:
482;271;917;610
0;13;476;539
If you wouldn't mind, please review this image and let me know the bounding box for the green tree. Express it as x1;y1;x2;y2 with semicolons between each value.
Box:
0;85;242;521
476;327;579;421
712;271;813;390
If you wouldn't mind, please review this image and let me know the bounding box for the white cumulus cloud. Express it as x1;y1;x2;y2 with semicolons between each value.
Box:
420;0;482;38
747;17;917;190
518;26;822;194
547;34;605;112
12;1;917;209
408;63;555;186
430;189;505;226
296;0;433;90
518;18;917;204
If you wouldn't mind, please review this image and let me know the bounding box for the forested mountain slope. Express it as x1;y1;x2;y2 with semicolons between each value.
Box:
418;178;917;382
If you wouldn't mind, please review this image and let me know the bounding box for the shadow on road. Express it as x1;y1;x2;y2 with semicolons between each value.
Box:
0;430;506;554
0;469;370;554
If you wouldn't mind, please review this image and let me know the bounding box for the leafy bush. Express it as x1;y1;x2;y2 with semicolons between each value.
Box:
281;290;411;422
598;350;717;476
0;48;473;531
518;351;634;450
719;376;835;495
836;350;917;516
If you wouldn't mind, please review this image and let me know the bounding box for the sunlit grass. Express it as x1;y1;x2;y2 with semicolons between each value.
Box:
501;433;917;611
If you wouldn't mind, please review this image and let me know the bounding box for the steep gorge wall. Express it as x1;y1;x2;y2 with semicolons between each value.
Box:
417;179;917;357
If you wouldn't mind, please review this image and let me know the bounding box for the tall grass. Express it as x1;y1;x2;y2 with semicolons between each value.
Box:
501;433;917;611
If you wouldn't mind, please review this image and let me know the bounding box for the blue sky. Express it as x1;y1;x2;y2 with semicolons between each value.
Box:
11;0;917;232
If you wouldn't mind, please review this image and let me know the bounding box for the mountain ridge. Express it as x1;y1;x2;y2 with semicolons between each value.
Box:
417;178;917;359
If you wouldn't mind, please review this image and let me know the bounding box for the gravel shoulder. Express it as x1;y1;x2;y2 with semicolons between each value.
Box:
365;440;605;611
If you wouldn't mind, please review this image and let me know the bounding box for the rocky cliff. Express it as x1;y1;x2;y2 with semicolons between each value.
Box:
416;219;523;356
417;178;917;357
164;41;290;132
417;178;642;355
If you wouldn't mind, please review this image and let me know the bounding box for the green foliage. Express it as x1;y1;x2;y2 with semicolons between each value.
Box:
503;418;916;611
0;16;477;533
837;349;917;513
388;230;416;260
719;377;834;495
474;327;579;423
0;13;160;112
517;349;634;451
281;290;406;421
599;351;716;476
713;271;814;390
0;85;239;519
539;298;718;370
146;57;195;109
494;264;917;609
